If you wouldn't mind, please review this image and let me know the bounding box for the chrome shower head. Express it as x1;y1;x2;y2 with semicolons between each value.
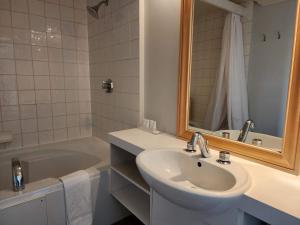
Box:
87;0;109;19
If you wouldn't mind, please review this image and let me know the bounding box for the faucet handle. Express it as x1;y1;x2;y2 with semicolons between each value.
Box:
217;151;231;165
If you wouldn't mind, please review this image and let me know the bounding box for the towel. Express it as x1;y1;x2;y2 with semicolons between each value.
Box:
60;170;93;225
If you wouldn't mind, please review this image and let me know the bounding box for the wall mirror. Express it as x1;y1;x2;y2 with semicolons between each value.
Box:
177;0;300;172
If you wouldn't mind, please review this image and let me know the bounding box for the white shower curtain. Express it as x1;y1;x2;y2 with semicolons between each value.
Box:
204;13;249;131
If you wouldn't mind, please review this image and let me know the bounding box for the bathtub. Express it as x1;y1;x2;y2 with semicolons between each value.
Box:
0;137;128;225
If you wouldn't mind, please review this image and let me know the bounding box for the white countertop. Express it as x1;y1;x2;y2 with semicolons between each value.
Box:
108;128;300;224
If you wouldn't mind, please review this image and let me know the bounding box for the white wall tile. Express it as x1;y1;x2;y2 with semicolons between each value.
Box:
1;106;19;121
47;32;62;48
51;90;65;103
19;91;36;104
31;31;47;47
32;46;48;61
63;49;77;62
54;128;67;141
0;42;14;59
0;10;12;26
52;102;66;116
74;9;87;25
89;0;139;140
21;118;37;133
34;76;50;89
38;117;53;131
29;0;45;16
67;126;80;139
50;76;65;89
22;132;38;146
0;91;18;105
46;3;60;19
53;115;66;129
74;0;85;9
2;120;21;134
67;102;79;114
1;0;91;150
33;61;49;75
11;0;28;13
20;105;37;119
67;114;79;127
30;15;46;32
38;130;53;144
48;63;62;76
48;47;63;62
0;59;15;74
0;0;11;10
14;44;32;59
17;76;35;90
36;90;51;103
13;28;31;44
0;27;13;43
0;75;17;90
60;6;74;22
12;12;29;28
62;35;76;49
16;60;33;75
37;103;52;118
60;0;73;7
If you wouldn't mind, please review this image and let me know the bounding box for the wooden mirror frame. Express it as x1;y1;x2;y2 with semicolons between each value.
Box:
177;0;300;173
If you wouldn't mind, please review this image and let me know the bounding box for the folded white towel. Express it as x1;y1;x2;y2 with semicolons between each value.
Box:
60;170;93;225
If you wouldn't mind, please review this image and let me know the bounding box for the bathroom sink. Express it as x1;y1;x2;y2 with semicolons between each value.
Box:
136;149;251;212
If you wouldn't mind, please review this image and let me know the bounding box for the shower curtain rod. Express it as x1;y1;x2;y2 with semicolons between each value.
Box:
200;0;250;17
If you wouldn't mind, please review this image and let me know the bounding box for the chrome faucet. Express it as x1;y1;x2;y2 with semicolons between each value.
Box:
187;132;211;158
11;158;25;192
237;119;255;143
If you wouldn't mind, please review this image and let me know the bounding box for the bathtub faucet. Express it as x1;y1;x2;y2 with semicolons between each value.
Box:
11;158;25;192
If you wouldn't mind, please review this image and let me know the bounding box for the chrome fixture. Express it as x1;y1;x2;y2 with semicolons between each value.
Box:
252;138;263;147
217;151;231;165
237;119;255;142
102;79;113;93
222;131;230;139
186;132;211;158
11;158;25;192
87;0;109;19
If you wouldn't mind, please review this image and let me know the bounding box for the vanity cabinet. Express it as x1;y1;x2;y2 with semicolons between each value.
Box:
108;129;299;225
152;190;241;225
110;144;151;225
109;143;271;225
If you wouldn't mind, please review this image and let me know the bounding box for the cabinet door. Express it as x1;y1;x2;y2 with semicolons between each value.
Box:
0;197;47;225
151;191;240;225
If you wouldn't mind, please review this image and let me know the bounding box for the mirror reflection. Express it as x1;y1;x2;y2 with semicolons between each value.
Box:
188;0;297;151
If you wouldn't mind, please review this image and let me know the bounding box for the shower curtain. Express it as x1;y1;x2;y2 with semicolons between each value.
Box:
204;13;249;131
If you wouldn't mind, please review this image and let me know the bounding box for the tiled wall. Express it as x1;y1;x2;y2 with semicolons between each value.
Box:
0;0;91;150
88;0;139;140
190;3;226;128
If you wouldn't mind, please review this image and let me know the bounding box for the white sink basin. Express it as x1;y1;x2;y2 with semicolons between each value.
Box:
136;149;251;212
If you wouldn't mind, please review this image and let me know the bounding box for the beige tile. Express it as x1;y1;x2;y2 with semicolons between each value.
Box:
0;10;11;26
12;12;29;29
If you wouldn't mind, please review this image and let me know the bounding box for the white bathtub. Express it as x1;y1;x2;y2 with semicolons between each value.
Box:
0;137;128;225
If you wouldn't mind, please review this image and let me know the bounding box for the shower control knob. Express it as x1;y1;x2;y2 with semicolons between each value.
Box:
102;79;113;93
217;151;231;165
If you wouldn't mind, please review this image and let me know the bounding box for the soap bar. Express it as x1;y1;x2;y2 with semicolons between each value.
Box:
0;132;13;144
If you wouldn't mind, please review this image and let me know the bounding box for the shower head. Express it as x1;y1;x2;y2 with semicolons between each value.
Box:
87;0;109;19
